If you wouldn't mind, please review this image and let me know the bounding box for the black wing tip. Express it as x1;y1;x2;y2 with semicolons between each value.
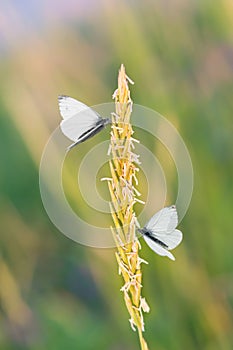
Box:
58;94;69;101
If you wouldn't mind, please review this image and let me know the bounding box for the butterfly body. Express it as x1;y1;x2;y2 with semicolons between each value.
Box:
138;228;169;248
139;205;183;261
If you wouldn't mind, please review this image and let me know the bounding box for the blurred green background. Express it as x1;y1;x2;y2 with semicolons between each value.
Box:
0;1;233;349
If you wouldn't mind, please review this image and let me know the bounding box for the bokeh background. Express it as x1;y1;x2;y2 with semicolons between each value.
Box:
0;1;233;349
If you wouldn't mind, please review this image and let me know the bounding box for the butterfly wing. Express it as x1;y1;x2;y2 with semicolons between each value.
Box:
143;234;175;260
58;96;100;142
145;206;178;233
154;229;183;250
67;122;105;150
58;95;96;119
60;111;99;141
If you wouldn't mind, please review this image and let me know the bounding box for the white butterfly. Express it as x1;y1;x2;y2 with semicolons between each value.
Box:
138;205;183;261
58;95;111;150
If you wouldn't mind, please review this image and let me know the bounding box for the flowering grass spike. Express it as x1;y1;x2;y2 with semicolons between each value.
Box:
106;65;150;350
